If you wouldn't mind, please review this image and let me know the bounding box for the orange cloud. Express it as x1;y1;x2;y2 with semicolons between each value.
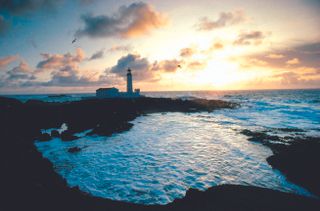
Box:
196;10;247;31
266;54;284;59
187;61;207;70
37;48;85;70
180;47;196;57
0;55;18;68
76;2;168;39
286;58;300;65
234;31;267;45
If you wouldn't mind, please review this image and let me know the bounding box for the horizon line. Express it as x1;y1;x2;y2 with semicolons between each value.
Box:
1;87;320;96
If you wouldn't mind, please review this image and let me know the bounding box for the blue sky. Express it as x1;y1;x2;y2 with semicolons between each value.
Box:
0;0;319;93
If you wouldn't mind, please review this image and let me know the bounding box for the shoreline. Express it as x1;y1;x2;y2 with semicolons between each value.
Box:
1;96;319;210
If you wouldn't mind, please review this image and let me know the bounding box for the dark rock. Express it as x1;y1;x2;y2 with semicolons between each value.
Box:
0;96;22;109
167;185;320;211
242;128;320;197
89;122;134;136
267;137;320;196
276;128;305;132
61;131;78;141
51;130;60;138
67;147;81;153
37;133;51;142
240;129;281;147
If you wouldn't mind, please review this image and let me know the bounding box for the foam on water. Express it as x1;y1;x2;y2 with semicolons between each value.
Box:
35;112;312;205
34;90;320;204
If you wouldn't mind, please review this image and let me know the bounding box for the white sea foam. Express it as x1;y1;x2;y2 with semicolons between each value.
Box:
35;112;313;205
34;90;320;205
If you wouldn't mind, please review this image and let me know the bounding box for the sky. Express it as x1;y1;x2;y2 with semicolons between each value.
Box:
0;0;319;94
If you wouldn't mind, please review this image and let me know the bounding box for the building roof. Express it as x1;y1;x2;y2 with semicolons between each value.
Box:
96;87;118;91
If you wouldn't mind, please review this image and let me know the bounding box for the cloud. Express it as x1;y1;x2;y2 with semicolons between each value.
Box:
76;2;168;39
295;42;320;54
0;55;18;67
0;0;60;16
274;71;320;88
234;31;266;45
109;53;155;81
32;48;102;87
109;53;183;81
153;59;181;72
266;54;284;59
108;44;132;52
0;49;121;89
6;61;34;81
241;42;320;69
89;49;104;60
286;58;300;65
187;61;207;70
211;42;224;50
37;48;85;70
241;58;268;68
196;10;247;31
180;47;196;57
0;61;35;88
0;15;9;34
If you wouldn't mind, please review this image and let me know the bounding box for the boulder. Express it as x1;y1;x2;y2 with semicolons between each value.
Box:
37;133;51;142
61;131;78;141
67;147;81;153
51;130;60;138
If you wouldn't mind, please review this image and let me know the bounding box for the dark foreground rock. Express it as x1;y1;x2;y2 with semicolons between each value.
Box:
68;146;82;153
241;129;320;197
37;133;51;142
61;131;79;141
1;96;319;211
267;138;320;196
51;130;60;138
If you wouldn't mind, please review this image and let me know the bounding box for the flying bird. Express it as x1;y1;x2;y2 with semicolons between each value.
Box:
72;38;77;44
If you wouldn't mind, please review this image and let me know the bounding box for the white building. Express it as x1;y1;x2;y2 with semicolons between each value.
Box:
96;87;119;98
96;68;141;98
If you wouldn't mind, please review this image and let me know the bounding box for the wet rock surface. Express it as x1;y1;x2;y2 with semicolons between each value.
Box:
68;147;82;153
241;128;320;197
51;130;60;138
61;131;79;141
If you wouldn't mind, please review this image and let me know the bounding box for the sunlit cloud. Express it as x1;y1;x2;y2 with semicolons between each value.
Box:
0;61;35;88
266;54;285;59
286;58;300;65
108;53;182;82
0;55;19;68
76;2;168;39
233;30;267;45
180;47;196;57
196;10;247;31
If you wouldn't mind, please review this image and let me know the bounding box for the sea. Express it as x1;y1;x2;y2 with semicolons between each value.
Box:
5;89;320;205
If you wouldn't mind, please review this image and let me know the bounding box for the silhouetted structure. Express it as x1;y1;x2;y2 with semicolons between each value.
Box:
96;68;141;98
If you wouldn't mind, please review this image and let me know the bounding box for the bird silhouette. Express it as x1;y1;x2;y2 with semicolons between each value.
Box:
72;38;77;44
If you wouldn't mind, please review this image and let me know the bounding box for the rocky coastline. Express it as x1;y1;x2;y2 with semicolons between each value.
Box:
241;129;320;197
1;96;319;211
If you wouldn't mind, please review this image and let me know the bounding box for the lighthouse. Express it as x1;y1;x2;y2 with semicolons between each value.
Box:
127;68;133;94
95;68;141;98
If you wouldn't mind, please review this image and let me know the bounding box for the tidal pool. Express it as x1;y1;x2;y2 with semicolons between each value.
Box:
35;112;311;205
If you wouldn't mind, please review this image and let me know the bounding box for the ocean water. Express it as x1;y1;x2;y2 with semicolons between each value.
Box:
31;90;320;204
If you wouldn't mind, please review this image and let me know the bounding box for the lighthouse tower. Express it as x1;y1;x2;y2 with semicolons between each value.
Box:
127;68;133;94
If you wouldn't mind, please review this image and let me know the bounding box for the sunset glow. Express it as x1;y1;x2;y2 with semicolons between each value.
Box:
0;0;319;93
